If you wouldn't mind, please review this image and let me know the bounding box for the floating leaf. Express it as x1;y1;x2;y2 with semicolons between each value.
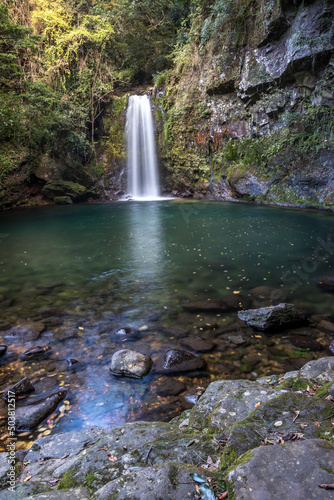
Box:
191;473;208;484
199;483;216;500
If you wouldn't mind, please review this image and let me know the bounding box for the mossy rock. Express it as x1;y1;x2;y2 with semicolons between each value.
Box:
224;392;334;466
42;181;87;202
276;377;313;391
0;482;52;500
315;381;334;398
54;196;73;205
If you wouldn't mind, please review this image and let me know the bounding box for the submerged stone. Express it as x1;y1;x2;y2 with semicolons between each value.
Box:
238;303;306;331
0;345;7;357
3;377;35;402
109;349;152;378
15;391;67;431
21;345;52;361
227;439;334;500
156;349;205;373
182;294;251;313
2;321;44;342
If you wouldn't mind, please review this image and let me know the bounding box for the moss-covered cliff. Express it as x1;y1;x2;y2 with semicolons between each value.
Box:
154;0;334;208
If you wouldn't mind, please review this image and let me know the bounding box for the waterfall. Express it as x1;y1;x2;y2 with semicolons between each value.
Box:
126;95;160;199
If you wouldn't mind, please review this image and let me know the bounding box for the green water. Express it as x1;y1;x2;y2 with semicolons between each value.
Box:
0;200;334;447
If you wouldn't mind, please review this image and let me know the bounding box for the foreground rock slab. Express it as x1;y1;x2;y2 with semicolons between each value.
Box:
238;303;306;331
109;349;152;378
227;439;334;500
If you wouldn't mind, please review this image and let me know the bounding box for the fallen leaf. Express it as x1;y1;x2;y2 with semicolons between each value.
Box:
217;493;228;499
313;421;321;427
23;475;32;482
254;402;261;408
107;454;117;462
318;484;334;490
299;423;308;428
274;421;283;427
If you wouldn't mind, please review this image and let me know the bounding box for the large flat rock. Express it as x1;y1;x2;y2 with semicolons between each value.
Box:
227;439;334;500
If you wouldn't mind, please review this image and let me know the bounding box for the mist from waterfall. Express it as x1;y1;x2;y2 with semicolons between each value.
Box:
126;95;160;200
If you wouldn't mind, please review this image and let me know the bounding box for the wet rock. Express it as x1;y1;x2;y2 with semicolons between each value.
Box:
67;358;79;366
182;299;222;312
289;335;324;351
182;386;206;406
183;295;251;313
238;303;307;332
227;439;334;500
109;349;152;378
228;334;245;345
156;349;206;373
38;307;65;318
3;321;44;342
249;285;287;303
15;390;67;431
0;482;52;500
3;377;35;402
42;181;88;202
155;378;187;396
329;340;334;355
298;357;334;383
0;345;7;357
110;327;140;341
138;401;182;422
180;337;215;352
318;319;334;333
317;276;334;292
21;345;52;361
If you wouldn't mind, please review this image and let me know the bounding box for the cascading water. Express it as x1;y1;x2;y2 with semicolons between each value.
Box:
126;95;160;199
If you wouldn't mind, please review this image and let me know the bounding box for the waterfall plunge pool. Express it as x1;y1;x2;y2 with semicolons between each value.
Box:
0;200;334;449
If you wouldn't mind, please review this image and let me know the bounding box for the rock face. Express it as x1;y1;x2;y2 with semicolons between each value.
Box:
109;349;152;378
154;0;334;209
238;303;306;331
5;357;334;500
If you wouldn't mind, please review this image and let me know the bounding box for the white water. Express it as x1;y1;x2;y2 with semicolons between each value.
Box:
126;95;160;200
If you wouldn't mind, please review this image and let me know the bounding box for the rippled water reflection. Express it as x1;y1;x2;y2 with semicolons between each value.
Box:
0;200;334;449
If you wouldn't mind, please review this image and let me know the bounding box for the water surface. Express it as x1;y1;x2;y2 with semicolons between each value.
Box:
0;200;333;449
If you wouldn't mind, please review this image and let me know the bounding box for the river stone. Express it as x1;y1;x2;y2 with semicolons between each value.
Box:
156;349;205;373
0;345;7;357
238;303;306;331
182;386;206;405
3;376;35;402
298;357;334;383
189;379;287;433
2;321;44;342
110;326;140;341
109;349;152;378
226;439;334;500
15;390;67;431
21;345;52;361
224;392;333;464
92;463;211;500
154;378;186;396
180;337;215;352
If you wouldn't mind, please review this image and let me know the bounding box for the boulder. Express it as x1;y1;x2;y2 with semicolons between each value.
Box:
224;392;333;464
33;155;67;182
15;391;67;431
41;181;87;202
238;303;306;331
226;439;334;500
3;377;35;402
109;349;152;378
156;349;206;373
2;321;44;342
298;357;334;383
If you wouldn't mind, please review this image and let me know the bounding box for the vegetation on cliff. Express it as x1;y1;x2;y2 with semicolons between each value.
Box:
0;0;333;207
